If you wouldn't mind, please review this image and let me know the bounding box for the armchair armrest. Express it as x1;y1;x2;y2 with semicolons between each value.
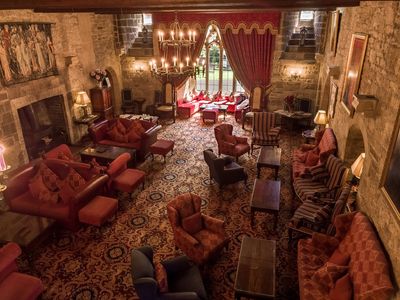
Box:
222;156;234;164
143;124;162;138
234;136;248;144
162;255;192;275
202;214;225;236
0;243;21;278
223;166;246;179
174;227;201;248
269;127;281;136
72;174;108;205
311;232;339;255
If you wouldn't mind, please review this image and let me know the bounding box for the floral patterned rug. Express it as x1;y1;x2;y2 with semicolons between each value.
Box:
19;113;302;300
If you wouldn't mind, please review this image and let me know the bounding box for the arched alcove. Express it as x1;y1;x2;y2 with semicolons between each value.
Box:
105;67;122;115
318;76;330;112
343;124;366;167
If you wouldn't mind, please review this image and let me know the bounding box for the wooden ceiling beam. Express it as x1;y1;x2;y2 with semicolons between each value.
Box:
0;0;360;13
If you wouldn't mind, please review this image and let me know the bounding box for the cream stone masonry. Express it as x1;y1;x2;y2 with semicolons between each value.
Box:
318;2;400;297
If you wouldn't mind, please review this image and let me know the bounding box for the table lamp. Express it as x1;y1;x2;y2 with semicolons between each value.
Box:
313;110;327;131
75;91;92;118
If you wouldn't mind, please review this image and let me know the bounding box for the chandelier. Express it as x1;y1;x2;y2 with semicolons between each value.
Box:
150;13;199;81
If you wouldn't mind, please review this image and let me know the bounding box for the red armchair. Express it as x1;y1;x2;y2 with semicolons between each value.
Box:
167;193;229;265
0;243;44;300
214;123;250;161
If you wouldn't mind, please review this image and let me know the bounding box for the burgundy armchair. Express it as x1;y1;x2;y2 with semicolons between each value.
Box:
214;123;250;161
0;243;44;300
167;193;229;265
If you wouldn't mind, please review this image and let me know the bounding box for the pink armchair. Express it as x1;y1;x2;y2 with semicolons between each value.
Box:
214;123;250;161
0;243;44;300
167;193;229;265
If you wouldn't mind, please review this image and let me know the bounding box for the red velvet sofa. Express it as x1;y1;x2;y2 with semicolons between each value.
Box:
292;128;337;178
298;212;394;300
177;98;201;118
88;118;161;161
4;160;108;231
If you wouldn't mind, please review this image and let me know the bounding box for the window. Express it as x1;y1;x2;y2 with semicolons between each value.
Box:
196;25;244;94
142;14;152;26
299;11;314;21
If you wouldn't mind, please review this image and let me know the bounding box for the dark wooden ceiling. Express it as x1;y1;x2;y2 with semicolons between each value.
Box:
0;0;360;13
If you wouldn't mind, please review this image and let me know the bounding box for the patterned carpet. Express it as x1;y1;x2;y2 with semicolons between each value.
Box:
19;113;303;300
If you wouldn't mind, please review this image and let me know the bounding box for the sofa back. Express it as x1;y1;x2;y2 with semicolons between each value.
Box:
335;212;394;300
318;128;337;163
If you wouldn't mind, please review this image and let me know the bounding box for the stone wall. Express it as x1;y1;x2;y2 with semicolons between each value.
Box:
0;10;120;168
114;14;143;50
318;2;400;296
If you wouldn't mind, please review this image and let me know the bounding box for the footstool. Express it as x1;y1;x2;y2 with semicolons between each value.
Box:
203;108;219;123
149;139;175;162
79;195;118;227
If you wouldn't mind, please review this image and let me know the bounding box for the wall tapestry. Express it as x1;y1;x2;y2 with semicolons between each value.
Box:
341;33;368;115
0;23;58;86
381;112;400;221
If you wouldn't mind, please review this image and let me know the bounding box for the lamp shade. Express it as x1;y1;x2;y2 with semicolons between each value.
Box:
351;153;365;179
75;91;91;105
314;110;328;125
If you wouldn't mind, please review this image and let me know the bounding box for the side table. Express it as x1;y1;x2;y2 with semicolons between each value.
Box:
74;114;100;144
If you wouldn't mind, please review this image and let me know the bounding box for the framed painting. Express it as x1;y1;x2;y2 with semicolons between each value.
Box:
0;22;58;86
329;10;341;55
381;111;400;221
341;33;368;115
328;80;338;120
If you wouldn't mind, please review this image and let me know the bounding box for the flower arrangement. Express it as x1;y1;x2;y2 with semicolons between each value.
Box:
89;69;107;83
283;95;295;112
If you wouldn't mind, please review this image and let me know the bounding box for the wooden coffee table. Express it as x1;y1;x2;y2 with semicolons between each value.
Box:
250;179;280;229
257;147;281;179
234;237;276;299
80;145;136;167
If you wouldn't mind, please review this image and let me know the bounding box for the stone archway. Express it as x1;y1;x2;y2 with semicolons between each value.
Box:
343;124;366;167
105;67;122;115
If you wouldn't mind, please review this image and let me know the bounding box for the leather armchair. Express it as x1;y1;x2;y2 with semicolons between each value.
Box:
214;124;250;161
167;193;228;265
0;243;44;300
131;246;207;300
203;149;247;187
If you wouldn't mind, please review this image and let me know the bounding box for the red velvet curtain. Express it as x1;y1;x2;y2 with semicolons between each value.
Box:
221;28;275;91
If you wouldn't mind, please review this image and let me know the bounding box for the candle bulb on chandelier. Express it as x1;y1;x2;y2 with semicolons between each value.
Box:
158;30;162;42
179;31;183;40
188;30;192;41
179;62;183;73
170;30;174;40
193;31;196;42
161;58;165;68
196;58;199;64
173;56;177;67
186;56;189;67
165;63;169;73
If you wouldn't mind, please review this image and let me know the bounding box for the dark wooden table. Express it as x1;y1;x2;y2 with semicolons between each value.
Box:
257;147;281;179
234;237;276;299
250;179;280;229
80;145;136;167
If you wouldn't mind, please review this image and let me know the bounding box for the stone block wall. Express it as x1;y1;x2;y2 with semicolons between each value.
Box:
114;14;143;50
319;2;400;295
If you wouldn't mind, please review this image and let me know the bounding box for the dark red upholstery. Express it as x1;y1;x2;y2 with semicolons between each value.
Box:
177;99;200;118
89;118;161;161
214;123;250;161
78;195;118;227
0;243;44;300
202;108;219;123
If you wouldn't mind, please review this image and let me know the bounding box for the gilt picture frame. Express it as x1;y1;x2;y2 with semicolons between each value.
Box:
0;22;58;86
341;33;368;115
328;80;338;120
381;110;400;222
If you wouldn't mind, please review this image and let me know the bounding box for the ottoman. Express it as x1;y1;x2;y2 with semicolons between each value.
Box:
203;108;219;123
79;195;118;227
149;139;175;162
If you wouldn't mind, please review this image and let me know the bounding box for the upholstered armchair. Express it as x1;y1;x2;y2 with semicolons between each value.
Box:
0;243;44;300
293;155;348;203
251;112;280;153
167;193;229;265
214;123;250;161
203;149;247;188
131;246;207;300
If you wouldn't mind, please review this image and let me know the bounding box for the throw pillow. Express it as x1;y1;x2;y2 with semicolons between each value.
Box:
127;128;141;143
310;165;330;182
328;249;350;266
37;163;59;192
225;135;237;144
329;273;352;300
107;126;120;140
65;167;86;191
29;175;59;204
56;178;75;204
305;150;320;167
115;119;127;134
154;262;168;293
182;212;203;234
312;262;348;291
129;120;146;136
107;126;128;143
57;151;72;161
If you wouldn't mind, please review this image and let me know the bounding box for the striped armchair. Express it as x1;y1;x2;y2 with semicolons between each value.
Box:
251;112;280;153
293;155;348;202
288;183;352;242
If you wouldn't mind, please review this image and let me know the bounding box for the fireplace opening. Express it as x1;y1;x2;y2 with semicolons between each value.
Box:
17;95;69;160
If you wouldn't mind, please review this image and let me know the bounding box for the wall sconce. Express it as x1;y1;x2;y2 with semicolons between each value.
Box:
75;91;92;118
287;66;303;80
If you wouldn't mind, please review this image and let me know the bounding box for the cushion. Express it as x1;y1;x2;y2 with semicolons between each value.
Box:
65;167;86;191
127;128;141;143
57;151;72;161
107;126;128;143
37;163;59;192
115;119;127;134
328;248;350;266
329;273;352;300
310;165;330;182
305;150;320;167
129;120;146;136
225;135;237;144
154;262;169;293
312;262;348;291
56;178;76;204
182;212;203;234
29;175;59;204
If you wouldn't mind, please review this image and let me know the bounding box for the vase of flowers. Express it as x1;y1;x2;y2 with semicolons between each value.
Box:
283;95;295;112
90;69;108;88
